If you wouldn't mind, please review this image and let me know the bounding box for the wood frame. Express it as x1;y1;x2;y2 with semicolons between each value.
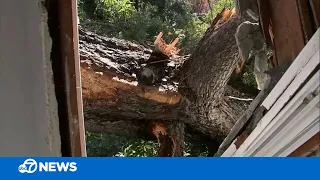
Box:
57;0;86;156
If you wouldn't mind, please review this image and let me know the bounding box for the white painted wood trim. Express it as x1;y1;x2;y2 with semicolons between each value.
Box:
254;50;319;130
278;121;319;157
233;70;320;156
256;95;319;156
262;28;320;110
221;140;237;156
221;28;320;157
223;109;319;157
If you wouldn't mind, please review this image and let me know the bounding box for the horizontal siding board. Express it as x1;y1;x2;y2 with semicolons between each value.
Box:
278;120;320;156
262;29;319;110
234;70;320;156
257;95;320;156
221;26;320;157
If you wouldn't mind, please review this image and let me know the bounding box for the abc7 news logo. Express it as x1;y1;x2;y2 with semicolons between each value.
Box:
18;159;38;174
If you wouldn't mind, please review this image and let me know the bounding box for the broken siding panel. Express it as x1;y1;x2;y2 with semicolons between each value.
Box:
222;140;238;156
262;28;319;110
240;67;320;156
222;33;320;156
220;1;320;157
257;94;320;156
232;69;320;156
277;117;319;157
261;49;319;113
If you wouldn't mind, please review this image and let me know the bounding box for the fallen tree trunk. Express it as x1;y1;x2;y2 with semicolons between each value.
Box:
80;16;252;156
178;16;246;142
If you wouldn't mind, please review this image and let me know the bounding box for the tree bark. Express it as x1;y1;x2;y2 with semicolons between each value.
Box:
178;16;246;141
79;16;251;156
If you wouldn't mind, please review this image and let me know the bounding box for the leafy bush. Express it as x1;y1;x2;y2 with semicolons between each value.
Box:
85;132;129;157
85;131;157;157
119;139;157;157
78;0;208;54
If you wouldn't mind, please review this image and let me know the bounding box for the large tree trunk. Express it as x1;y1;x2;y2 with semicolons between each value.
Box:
178;16;245;142
80;16;251;156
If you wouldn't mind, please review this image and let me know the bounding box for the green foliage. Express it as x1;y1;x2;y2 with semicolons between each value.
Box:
228;56;260;96
241;56;258;88
78;0;208;54
85;131;129;157
85;131;157;157
85;131;213;157
120;139;157;157
178;16;209;53
183;142;209;157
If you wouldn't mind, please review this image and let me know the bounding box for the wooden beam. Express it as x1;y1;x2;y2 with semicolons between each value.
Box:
310;0;320;28
58;0;87;156
257;0;272;47
267;0;305;65
297;0;314;43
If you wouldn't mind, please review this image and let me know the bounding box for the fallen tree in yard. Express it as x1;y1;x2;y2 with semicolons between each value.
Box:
80;12;260;156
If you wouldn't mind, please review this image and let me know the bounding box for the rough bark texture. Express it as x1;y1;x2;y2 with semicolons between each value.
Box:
178;16;246;141
80;16;252;156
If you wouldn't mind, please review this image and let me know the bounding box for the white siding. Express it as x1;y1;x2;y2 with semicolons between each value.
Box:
222;29;320;157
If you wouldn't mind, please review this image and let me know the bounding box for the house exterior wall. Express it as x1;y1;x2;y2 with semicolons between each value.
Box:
0;0;61;156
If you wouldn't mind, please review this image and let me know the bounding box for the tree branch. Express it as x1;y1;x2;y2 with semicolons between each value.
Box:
79;16;252;154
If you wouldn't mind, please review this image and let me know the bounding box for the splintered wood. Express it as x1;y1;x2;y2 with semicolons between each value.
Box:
154;32;181;57
212;7;236;29
153;8;236;58
151;122;168;142
150;121;182;157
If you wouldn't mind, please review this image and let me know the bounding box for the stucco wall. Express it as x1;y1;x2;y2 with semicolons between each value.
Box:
0;0;61;156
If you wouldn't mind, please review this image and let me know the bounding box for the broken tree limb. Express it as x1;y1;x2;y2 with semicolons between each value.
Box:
82;60;249;138
80;15;254;156
81;66;182;121
154;32;181;57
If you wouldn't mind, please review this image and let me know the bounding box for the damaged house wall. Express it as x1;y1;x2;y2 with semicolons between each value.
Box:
0;0;61;156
